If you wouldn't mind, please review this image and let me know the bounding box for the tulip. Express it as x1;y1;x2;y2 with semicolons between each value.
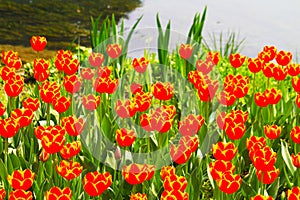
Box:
7;169;35;190
179;44;193;59
132;57;149;73
216;172;242;194
229;53;246;68
30;36;47;52
56;160;83;180
4;74;24;97
209;160;236;181
291;152;300;168
60;141;81;160
152;82;174;101
82;94;101;110
290;126;300;144
45;187;72;200
161;190;189;200
9;190;32;200
287;186;300;200
276;50;292;66
22;97;40;111
256;166;279;184
130;193;148;200
63;74;82;94
80;67;94;80
61;115;85;136
264;124;281;140
88;52;104;67
250;195;274;200
212;142;238;161
106;44;122;59
52;96;71;113
116;128;136;147
83;171;112;196
122;164;155;185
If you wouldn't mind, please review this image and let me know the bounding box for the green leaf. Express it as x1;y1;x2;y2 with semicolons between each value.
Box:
281;140;296;174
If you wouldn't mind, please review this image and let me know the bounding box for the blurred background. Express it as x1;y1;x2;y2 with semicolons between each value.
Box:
1;0;300;59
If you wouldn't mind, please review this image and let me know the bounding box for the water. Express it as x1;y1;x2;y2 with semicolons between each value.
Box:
1;0;300;58
124;0;300;58
0;0;141;49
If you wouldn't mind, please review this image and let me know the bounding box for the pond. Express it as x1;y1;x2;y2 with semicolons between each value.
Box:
125;0;300;58
1;0;300;58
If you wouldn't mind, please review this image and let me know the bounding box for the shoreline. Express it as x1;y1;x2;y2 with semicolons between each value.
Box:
0;44;57;64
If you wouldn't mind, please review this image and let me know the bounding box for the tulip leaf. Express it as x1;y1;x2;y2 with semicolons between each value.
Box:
281;140;296;174
267;177;280;198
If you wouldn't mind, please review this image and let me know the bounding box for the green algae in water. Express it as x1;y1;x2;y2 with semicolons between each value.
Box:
0;0;141;49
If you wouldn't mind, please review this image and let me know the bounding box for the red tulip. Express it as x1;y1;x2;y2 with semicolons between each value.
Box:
34;69;49;82
0;188;5;200
130;193;147;200
41;125;66;154
160;166;176;181
39;81;60;103
250;195;274;200
56;160;83;180
163;174;187;192
80;67;94;80
212;142;238;161
291;152;300;168
287;63;300;76
55;50;72;71
248;57;263;73
82;94;101;110
61;115;85;136
250;146;277;170
52;96;71;113
60;141;81;160
45;187;72;200
161;190;189;200
276;50;292;66
292;77;300;93
178;114;204;136
33;58;49;73
258;45;277;62
122;164;155;185
10;108;34;128
2;50;22;70
256;166;279;184
115;99;138;118
22;98;40;112
106;44;122;59
0;118;20;138
94;77;118;94
132;57;149;73
0;102;6;117
264;124;281;140
4;74;24;97
216;172;242;194
290;126;300;144
30;36;47;52
63;75;82;94
7;169;35;190
88;52;104;67
229;53;246;68
152;82;174;101
209;160;236;180
287;186;300;200
130;83;143;94
83;171;112;196
179;44;193;59
9;190;32;200
0;66;16;81
116;128;136;147
97;66;112;78
63;58;79;75
133;91;152;112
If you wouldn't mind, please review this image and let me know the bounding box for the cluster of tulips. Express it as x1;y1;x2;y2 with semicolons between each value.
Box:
0;30;300;200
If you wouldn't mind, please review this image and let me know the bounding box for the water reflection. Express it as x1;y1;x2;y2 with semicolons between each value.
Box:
0;0;141;49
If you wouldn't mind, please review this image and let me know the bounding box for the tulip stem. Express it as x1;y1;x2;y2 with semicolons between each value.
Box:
283;165;293;188
46;103;51;126
252;73;256;95
4;138;8;167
